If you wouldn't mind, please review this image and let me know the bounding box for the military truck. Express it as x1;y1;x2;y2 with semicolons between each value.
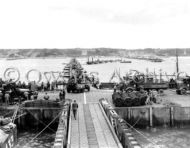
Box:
112;74;168;107
176;76;190;95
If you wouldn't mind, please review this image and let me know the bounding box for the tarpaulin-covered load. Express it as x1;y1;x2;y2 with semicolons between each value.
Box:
112;91;147;107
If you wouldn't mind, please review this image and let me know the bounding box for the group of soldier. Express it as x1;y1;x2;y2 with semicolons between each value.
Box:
0;78;66;105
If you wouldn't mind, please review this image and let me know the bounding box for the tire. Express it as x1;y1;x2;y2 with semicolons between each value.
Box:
86;86;90;92
176;89;181;95
181;88;187;95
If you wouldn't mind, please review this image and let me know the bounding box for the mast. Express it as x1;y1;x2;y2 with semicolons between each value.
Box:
176;49;179;79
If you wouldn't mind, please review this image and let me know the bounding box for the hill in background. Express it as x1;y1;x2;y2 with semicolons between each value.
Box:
0;48;189;58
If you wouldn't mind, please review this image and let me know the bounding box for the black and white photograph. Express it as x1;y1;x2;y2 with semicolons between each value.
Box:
0;0;190;148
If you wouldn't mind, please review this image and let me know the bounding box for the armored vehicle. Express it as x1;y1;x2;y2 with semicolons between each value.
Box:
64;58;90;93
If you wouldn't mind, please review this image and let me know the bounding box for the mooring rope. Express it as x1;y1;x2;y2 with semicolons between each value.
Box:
124;120;160;147
14;113;27;120
128;111;146;130
12;105;20;123
129;116;141;130
24;111;62;147
1;110;14;117
26;109;56;133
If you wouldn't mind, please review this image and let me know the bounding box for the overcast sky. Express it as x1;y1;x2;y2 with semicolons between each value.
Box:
0;0;190;49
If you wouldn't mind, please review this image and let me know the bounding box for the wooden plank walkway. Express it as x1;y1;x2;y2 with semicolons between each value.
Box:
70;103;119;148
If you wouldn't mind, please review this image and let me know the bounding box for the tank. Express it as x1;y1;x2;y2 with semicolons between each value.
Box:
64;58;90;93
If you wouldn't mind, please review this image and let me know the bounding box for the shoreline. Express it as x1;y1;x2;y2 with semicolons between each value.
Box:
1;55;190;60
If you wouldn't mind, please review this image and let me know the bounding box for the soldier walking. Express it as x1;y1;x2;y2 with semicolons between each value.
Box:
72;100;78;120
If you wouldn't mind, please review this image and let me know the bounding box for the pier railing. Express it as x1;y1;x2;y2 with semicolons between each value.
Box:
53;100;71;148
99;98;142;148
66;102;72;148
98;102;123;148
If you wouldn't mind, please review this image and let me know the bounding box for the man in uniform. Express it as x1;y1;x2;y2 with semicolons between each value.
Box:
5;92;10;106
59;90;65;101
24;91;29;100
44;92;49;100
72;100;78;120
0;91;3;104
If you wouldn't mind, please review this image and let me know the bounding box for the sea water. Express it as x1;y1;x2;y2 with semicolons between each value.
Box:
15;131;55;148
134;127;190;148
0;56;190;83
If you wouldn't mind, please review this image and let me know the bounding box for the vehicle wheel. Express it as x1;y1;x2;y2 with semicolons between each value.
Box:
176;89;181;95
181;88;187;95
85;86;90;92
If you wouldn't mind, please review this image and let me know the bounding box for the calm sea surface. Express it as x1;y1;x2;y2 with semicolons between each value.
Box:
15;131;55;148
0;57;190;83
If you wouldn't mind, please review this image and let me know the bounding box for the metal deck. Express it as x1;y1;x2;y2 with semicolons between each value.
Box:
37;88;121;147
70;103;119;148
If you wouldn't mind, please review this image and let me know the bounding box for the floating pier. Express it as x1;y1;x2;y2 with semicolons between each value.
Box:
67;103;122;148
